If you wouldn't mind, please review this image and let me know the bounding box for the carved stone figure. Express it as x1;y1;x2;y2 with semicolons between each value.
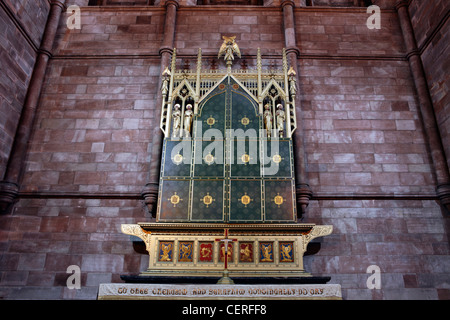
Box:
172;104;181;138
263;103;273;138
218;36;241;62
183;104;193;138
218;35;241;71
276;104;285;138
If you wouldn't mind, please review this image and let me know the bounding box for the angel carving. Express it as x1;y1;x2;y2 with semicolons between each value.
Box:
179;243;192;261
218;36;241;66
159;243;172;261
280;244;293;262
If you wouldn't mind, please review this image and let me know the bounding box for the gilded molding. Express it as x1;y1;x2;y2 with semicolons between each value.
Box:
138;222;316;231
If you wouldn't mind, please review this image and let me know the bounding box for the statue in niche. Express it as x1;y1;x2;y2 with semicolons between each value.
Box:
183;104;193;138
172;104;181;138
263;103;273;138
276;104;285;138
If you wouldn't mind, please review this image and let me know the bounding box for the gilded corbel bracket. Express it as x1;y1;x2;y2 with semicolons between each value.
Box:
302;225;333;252
121;224;151;253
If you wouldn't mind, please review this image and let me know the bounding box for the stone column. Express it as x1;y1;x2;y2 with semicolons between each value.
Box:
142;0;179;217
396;1;450;211
281;0;312;217
0;0;67;213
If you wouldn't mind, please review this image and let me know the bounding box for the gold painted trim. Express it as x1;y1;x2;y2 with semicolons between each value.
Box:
138;222;316;232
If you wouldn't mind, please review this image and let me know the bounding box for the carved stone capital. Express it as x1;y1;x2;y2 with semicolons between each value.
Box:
296;184;313;217
406;48;420;60
141;182;159;217
394;0;409;11
164;0;180;9
285;46;301;58
281;0;296;9
159;46;174;57
51;0;66;9
437;184;450;213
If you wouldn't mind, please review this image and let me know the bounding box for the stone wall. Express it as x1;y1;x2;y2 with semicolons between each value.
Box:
408;0;450;168
0;0;50;179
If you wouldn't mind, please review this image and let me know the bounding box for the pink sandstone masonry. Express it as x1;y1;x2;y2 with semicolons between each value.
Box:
0;0;449;300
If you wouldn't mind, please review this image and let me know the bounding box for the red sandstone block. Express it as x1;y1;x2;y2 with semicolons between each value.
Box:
323;131;353;144
334;120;372;130
331;67;365;78
374;153;397;163
44;253;82;272
355;154;375;164
372;172;400;185
85;130;112;142
0;270;29;286
333;153;356;163
370;120;396;130
29;172;60;185
406;219;445;234
351;131;385;143
40;119;75;130
113;153;138;163
121;66;149;76
17;253;46;271
395;120;416;131
87;66;115;77
26;272;56;287
60;66;88;77
0;252;19;270
319;173;345;185
90;142;105;153
11;216;42;233
74;172;106;185
86;85;125;94
86;207;120;218
75;119;100;130
50;152;80;163
384;131;415;144
111;130;139;143
81;24;106;34
382;164;409;172
189;15;211;25
408;164;432;173
40;217;69;233
399;173;427;186
109;15;137;25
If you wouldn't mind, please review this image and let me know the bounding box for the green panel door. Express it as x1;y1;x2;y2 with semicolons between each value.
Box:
157;75;297;223
229;179;262;222
158;179;190;221
162;139;192;178
191;180;224;222
264;180;296;222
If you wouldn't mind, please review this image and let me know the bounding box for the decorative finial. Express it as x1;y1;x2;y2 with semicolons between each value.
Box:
218;36;241;72
162;67;171;77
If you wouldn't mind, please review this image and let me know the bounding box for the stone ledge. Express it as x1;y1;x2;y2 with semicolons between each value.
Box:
98;283;342;300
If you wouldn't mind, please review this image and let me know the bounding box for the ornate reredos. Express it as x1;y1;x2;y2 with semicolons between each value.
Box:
156;39;301;223
159;40;298;139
